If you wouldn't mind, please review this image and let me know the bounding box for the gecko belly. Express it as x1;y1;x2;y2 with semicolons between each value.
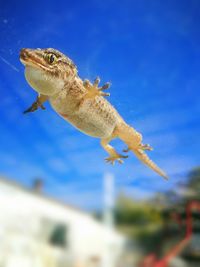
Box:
59;112;114;138
51;97;119;138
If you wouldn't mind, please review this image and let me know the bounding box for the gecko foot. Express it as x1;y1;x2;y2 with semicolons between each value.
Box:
105;154;128;165
23;99;46;114
123;147;130;153
123;144;153;153
140;144;153;151
83;77;111;99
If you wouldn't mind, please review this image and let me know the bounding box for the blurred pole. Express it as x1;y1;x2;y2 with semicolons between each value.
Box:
102;173;115;267
104;172;114;227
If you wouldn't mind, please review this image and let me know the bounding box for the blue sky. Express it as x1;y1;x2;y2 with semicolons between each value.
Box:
0;0;200;210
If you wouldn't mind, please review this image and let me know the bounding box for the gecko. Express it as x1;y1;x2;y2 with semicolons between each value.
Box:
20;48;168;179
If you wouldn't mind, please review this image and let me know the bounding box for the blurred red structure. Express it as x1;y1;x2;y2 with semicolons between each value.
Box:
140;201;200;267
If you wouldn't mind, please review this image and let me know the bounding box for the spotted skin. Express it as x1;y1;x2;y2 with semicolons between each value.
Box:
20;48;168;179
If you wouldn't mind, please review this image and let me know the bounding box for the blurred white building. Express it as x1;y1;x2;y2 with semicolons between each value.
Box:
0;177;126;267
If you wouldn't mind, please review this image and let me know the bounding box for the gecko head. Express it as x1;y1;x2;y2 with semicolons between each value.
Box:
20;48;77;96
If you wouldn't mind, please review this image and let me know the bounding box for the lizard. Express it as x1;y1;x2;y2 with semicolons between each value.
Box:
19;48;168;179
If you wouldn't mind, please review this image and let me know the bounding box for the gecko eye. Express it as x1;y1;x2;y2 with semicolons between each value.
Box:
45;53;57;64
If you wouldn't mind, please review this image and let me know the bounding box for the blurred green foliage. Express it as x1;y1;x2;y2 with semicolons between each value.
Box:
187;167;200;200
114;193;164;252
114;166;200;253
115;193;162;226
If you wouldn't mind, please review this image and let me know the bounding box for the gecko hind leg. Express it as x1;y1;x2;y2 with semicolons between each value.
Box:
83;77;111;99
114;122;168;179
101;138;128;165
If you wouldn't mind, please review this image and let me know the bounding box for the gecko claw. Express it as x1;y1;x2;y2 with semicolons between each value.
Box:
101;92;110;97
123;144;153;152
139;144;153;151
23;101;46;114
100;82;111;91
23;102;38;114
93;76;100;86
40;104;46;110
123;147;130;153
105;154;128;165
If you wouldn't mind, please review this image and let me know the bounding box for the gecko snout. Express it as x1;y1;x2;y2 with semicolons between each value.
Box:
20;48;31;61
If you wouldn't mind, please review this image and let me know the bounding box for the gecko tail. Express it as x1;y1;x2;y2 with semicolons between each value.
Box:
116;122;168;179
132;148;168;180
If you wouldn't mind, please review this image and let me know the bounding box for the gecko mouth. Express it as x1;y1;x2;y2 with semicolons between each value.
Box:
20;48;47;71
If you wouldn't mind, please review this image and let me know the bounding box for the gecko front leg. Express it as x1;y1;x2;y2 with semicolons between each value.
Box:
23;94;49;114
83;77;111;99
